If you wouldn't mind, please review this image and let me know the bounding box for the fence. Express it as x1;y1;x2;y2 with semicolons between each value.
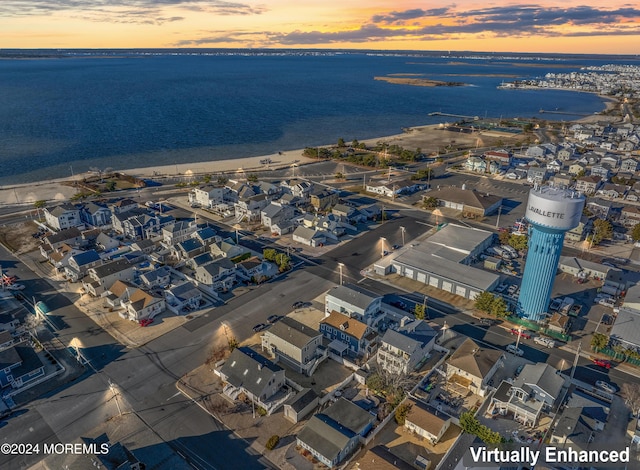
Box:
596;347;640;366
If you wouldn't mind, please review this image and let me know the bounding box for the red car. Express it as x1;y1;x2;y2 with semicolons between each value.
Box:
510;329;531;339
139;318;153;327
592;359;611;369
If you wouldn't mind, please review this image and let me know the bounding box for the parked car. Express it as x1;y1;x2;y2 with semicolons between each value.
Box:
6;284;25;291
515;364;524;377
139;318;153;327
534;336;556;348
510;328;532;339
595;380;617;394
291;301;304;309
480;318;493;326
592;358;611;369
253;323;268;333
267;315;280;324
507;344;524;356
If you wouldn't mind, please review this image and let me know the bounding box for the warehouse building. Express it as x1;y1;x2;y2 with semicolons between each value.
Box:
377;224;500;300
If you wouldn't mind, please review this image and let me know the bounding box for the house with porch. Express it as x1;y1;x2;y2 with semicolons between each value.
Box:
261;202;295;232
164;281;202;314
445;338;503;397
292;226;327;247
139;266;171;288
44;203;82;231
0;341;45;390
193;258;236;292
218;347;289;416
83;259;135;296
80;202;112;227
210;239;248;260
576;175;603;195
120;289;165;322
377;318;436;375
261;316;326;376
109;198;139;215
163;220;197;246
297;397;376;468
64;250;102;281
320;311;377;358
491;363;566;427
310;188;339;211
324;283;383;326
404;398;452;444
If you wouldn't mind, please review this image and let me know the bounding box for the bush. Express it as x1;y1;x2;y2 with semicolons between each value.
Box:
394;403;412;425
265;435;280;450
257;406;267;417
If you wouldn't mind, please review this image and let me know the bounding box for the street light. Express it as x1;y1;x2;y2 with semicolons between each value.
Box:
400;226;406;246
338;262;344;286
515;325;523;352
380;237;386;258
109;380;122;417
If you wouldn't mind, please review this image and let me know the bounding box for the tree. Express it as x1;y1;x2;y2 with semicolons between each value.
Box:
34;200;46;209
589;219;613;246
263;248;277;261
498;230;511;245
632;223;640;242
459;411;502;445
335;172;344;180
414;303;426;320
265;435;280;450
217;176;228;185
508;234;528;251
490;296;509;318
474;291;495;313
423;196;438;209
591;333;609;351
227;337;238;352
105;180;117;192
203;174;212;183
337;137;346;147
247;173;258;183
274;253;291;272
394;403;412;425
621;383;640;417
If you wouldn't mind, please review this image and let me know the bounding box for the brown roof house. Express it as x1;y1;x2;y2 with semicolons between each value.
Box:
404;398;453;445
320;311;377;358
445;338;504;397
428;187;503;216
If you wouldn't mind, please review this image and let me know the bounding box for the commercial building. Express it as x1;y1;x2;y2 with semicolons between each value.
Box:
382;224;499;300
518;186;585;321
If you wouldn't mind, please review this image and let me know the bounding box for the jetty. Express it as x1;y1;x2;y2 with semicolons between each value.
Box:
538;109;594;117
428;112;479;120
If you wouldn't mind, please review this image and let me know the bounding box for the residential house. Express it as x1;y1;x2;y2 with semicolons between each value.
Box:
550;407;600;451
123;213;174;240
586;198;622;219
0;342;45;389
210;239;248;260
261;202;295;232
83;259;134;296
164;281;202;313
504;168;527;180
283;388;319;423
0;312;20;333
0;330;13;350
189;184;225;208
575;175;602;194
621;158;639;173
130;239;156;255
464;156;487;173
551;173;573;188
110;207;148;234
261;317;326;376
404;398;452;444
194;258;236;292
109;198;139;215
429;187;503;216
527;167;548;184
565;216;593;242
525;145;547;159
173;238;205;261
163;220;197;246
43;243;84;271
621;205;640;227
596;183;629;199
42;227;83;251
310;188;339;211
547;159;563;173
601;155;619;168
547;313;570;334
292;226;327;247
590;164;611;181
557;146;576;161
568;162;586;176
377;318;436;374
325;283;382;326
218;347;288;415
445;338;503;397
44;203;82;230
64;250;102;281
620;140;638;152
235;257;276;283
120;289;165;322
188;252;215;270
95;232;120;252
365;180;426;198
105;279;138;308
280;179;313;200
494;363;565;426
139;267;170;289
191;226;219;247
80;202;112;227
297;397;375;468
484;149;512;165
234;193;270;222
320;311;376;357
332;204;363;224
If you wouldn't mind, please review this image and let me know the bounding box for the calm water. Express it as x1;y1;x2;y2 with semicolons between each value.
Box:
0;50;632;184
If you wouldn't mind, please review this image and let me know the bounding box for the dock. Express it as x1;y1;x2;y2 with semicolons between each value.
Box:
428;112;479;120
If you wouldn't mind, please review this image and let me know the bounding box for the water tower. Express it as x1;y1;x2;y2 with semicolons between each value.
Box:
518;186;585;321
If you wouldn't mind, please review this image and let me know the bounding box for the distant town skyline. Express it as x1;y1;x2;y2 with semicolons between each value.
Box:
1;1;640;54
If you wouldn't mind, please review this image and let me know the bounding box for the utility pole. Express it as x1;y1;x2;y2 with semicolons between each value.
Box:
496;205;502;229
570;342;581;380
423;295;429;320
400;226;406;246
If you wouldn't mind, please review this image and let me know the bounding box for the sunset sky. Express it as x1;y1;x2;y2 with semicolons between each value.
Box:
2;1;640;53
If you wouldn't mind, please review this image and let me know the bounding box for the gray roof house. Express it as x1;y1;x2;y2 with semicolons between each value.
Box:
165;281;202;314
377;318;437;374
193;258;236;292
83;258;134;296
283;388;319;423
218;347;289;415
292;226;327;247
44;203;82;231
64;249;102;282
139;266;171;288
297;397;375;468
325;283;382;326
261;317;326;376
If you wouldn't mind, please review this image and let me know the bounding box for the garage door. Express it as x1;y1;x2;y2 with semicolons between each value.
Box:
455;285;467;297
417;272;426;283
429;276;439;288
469;290;480;300
404;268;414;279
442;281;453;292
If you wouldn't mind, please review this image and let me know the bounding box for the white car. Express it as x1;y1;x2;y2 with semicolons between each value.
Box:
534;336;556;348
595;380;616;394
6;284;25;291
507;344;524;356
